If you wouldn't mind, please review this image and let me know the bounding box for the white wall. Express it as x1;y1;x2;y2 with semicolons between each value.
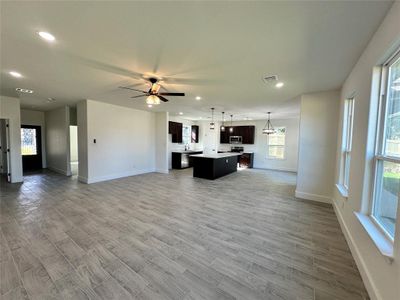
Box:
77;101;88;181
77;99;156;184
69;126;78;162
155;112;168;173
296;90;340;203
20;109;46;168
45;106;71;176
333;3;400;300
0;120;7;174
0;96;23;183
198;120;218;155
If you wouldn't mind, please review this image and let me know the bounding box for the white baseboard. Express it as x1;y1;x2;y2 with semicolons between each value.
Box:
254;166;297;173
332;200;379;300
85;168;154;184
77;175;88;183
295;190;332;203
155;168;169;174
48;166;70;176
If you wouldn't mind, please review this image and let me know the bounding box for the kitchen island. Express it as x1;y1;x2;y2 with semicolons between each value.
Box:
171;150;203;169
190;153;241;180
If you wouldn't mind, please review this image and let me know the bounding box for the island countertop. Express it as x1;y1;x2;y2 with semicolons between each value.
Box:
189;153;241;159
171;150;203;154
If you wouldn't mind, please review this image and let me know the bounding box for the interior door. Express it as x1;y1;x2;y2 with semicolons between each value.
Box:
21;125;42;171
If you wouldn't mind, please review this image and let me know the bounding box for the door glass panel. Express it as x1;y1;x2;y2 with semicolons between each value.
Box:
384;56;400;157
21;128;37;155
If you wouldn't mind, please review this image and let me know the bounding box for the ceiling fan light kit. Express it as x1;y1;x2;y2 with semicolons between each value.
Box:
119;77;185;105
146;95;160;105
262;112;275;135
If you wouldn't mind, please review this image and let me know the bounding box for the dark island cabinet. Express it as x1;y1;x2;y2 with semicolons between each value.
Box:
220;125;255;144
169;121;183;143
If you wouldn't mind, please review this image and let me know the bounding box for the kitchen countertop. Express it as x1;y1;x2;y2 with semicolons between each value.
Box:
190;153;241;159
172;150;203;154
218;151;254;154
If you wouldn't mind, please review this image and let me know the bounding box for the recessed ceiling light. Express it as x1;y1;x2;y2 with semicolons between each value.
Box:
148;104;153;108
16;87;33;94
9;71;22;78
37;31;55;42
195;96;201;100
179;112;183;115
275;82;284;88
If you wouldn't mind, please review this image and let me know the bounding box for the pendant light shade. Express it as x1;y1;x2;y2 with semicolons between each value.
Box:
262;112;275;134
210;108;215;130
221;112;225;132
229;114;234;133
146;95;161;105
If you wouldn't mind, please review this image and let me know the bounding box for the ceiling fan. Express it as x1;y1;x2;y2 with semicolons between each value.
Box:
119;77;185;105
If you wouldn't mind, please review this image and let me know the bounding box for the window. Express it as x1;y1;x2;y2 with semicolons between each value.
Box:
372;50;400;240
182;125;191;145
21;128;37;155
339;98;355;191
267;127;286;159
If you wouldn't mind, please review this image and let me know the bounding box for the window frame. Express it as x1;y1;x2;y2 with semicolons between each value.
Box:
338;97;355;193
370;49;400;242
266;126;286;160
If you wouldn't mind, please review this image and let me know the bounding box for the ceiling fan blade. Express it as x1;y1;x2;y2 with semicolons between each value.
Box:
157;95;169;102
131;94;148;99
158;92;185;96
119;86;147;93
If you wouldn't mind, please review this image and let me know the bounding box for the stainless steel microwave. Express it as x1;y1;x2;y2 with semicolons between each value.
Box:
229;136;242;144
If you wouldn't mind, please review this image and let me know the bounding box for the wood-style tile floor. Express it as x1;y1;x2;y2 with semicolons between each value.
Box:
0;169;369;300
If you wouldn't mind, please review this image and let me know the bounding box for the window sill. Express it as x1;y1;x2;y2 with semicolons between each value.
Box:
335;184;348;198
354;212;394;264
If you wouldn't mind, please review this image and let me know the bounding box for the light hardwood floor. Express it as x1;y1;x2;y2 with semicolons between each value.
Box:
0;169;369;300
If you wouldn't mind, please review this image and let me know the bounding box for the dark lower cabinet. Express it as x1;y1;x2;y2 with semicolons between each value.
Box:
239;153;254;168
172;151;203;169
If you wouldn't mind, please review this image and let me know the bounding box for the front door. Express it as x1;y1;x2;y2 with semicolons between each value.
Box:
21;125;42;171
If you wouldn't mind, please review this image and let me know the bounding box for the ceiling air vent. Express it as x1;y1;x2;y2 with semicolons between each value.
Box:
262;75;278;84
16;87;34;94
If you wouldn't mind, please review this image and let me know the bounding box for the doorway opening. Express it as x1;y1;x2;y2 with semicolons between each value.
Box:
69;125;78;176
0;119;11;182
21;125;43;173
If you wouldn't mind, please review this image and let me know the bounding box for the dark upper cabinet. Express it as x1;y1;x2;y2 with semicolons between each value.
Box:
169;121;183;143
191;125;199;143
242;126;255;144
219;125;255;144
220;127;230;143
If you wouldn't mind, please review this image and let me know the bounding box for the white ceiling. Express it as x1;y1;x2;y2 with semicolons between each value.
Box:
0;1;392;120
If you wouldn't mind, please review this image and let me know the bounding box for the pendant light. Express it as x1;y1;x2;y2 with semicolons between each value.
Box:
229;114;234;133
262;112;275;134
210;108;215;130
221;112;225;132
